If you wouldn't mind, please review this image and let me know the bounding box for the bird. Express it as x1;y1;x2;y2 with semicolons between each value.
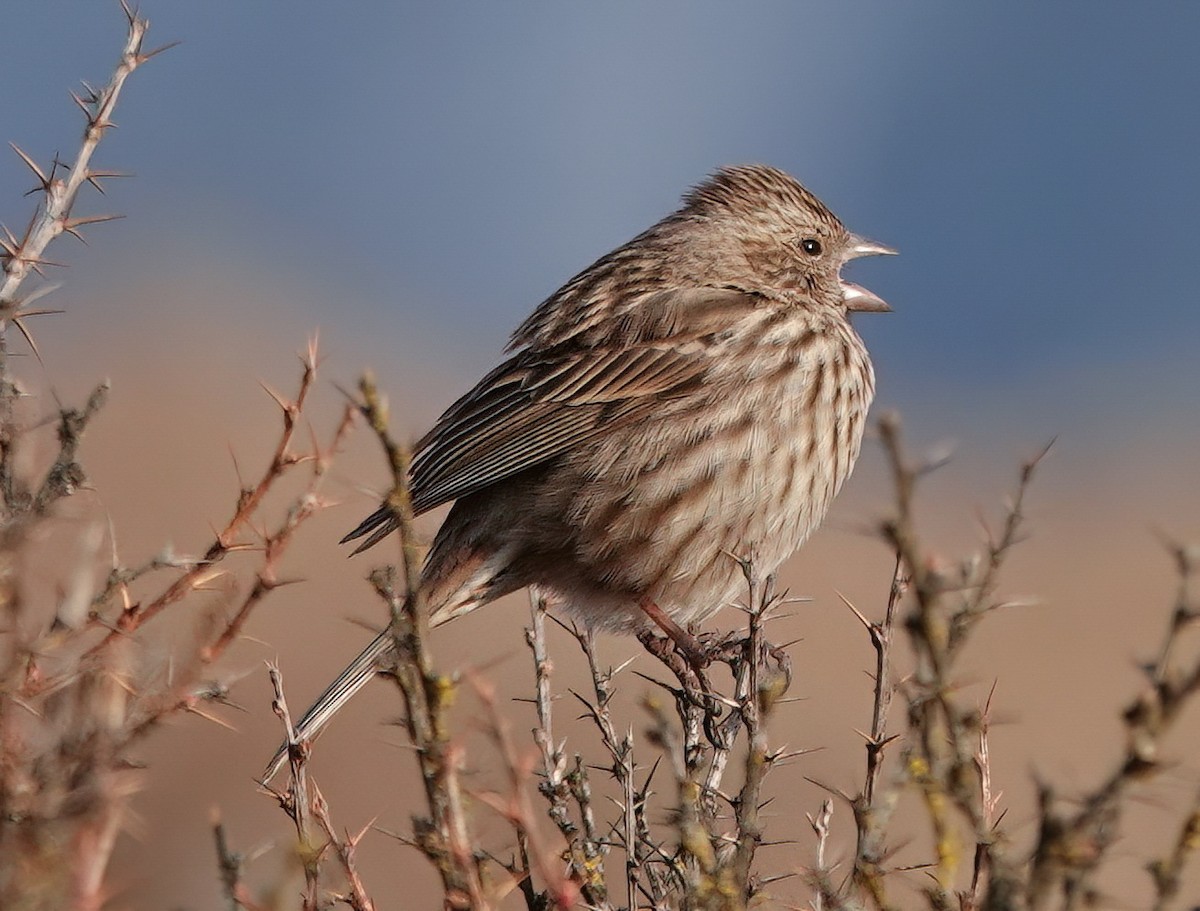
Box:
264;164;894;781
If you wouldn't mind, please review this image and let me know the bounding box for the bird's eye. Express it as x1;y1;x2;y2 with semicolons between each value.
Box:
801;238;822;256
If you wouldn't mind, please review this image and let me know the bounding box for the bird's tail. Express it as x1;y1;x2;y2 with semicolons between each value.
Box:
260;548;506;783
260;571;494;782
262;629;395;782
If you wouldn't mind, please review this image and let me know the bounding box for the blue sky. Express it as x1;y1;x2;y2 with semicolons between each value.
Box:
5;3;1198;453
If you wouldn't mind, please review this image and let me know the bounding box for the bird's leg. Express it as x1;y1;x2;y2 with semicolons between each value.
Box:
637;597;710;677
636;626;715;714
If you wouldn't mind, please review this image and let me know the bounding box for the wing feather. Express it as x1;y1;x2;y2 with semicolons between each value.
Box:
406;288;758;514
409;346;703;513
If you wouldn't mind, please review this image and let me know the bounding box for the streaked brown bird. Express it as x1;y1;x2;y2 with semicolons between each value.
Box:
265;164;894;779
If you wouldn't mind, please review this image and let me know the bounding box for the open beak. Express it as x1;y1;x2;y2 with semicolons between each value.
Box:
846;234;898;260
841;281;891;313
841;233;896;312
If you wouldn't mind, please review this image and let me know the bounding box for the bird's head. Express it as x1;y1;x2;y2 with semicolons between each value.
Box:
682;164;896;313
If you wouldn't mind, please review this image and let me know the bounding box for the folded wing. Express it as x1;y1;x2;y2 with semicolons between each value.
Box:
343;287;758;552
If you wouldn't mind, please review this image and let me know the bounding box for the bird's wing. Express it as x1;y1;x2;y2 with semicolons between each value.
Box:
340;286;759;552
410;338;705;513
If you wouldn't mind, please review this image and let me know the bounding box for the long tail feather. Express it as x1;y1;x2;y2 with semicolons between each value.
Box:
263;537;498;782
262;630;394;782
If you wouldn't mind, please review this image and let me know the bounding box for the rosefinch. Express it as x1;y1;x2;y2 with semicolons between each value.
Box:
265;164;893;779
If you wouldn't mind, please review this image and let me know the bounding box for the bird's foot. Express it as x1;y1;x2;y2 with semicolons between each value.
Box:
636;627;705;685
637;598;715;680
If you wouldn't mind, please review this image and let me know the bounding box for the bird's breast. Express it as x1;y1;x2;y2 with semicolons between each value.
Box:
559;311;874;623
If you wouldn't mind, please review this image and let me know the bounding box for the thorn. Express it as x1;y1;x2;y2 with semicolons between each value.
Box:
303;332;321;371
64;213;126;229
611;654;637;676
350;818;375;846
1028;437;1056;471
0;223;19;254
631;670;681;697
85;169;132;195
266;576;306;591
757;871;797;886
12;318;43;363
757;837;799;848
18;256;69;272
836;590;873;631
803;777;853;804
226;444;247;492
63;214;126;243
770;746;821;764
187;704;238;732
9;143;49;189
896;861;938;874
139;40;182;64
305;421;322;462
638;756;662;797
983;679;999;716
259;381;291;414
331;379;361;410
69;90;93;119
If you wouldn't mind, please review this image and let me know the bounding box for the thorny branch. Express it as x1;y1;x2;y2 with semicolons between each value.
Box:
312;785;378;911
526;598;612;907
1026;542;1200;910
267;663;321;911
81;340;332;658
1148;783;1200;911
214;815;269;911
841;554;905;907
606;561;792;910
256;664;380;911
834;414;1200;911
471;671;579;909
355;374;487;910
877;413;1044;906
0;344;348;910
237;410;1200;911
0;4;173;518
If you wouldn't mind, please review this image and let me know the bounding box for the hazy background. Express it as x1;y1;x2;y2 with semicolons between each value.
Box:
4;2;1200;908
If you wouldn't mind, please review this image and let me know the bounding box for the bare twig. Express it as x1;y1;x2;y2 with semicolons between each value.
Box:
843;553;905;908
526;596;610;907
80;344;323;656
1148;784;1200;911
213;815;269;911
266;663;322;911
879;415;1044;904
312;784;378;911
806;799;836;911
575;622;647;906
356;374;486;910
472;671;581;910
0;7;169;516
1027;542;1200;909
32;380;109;514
